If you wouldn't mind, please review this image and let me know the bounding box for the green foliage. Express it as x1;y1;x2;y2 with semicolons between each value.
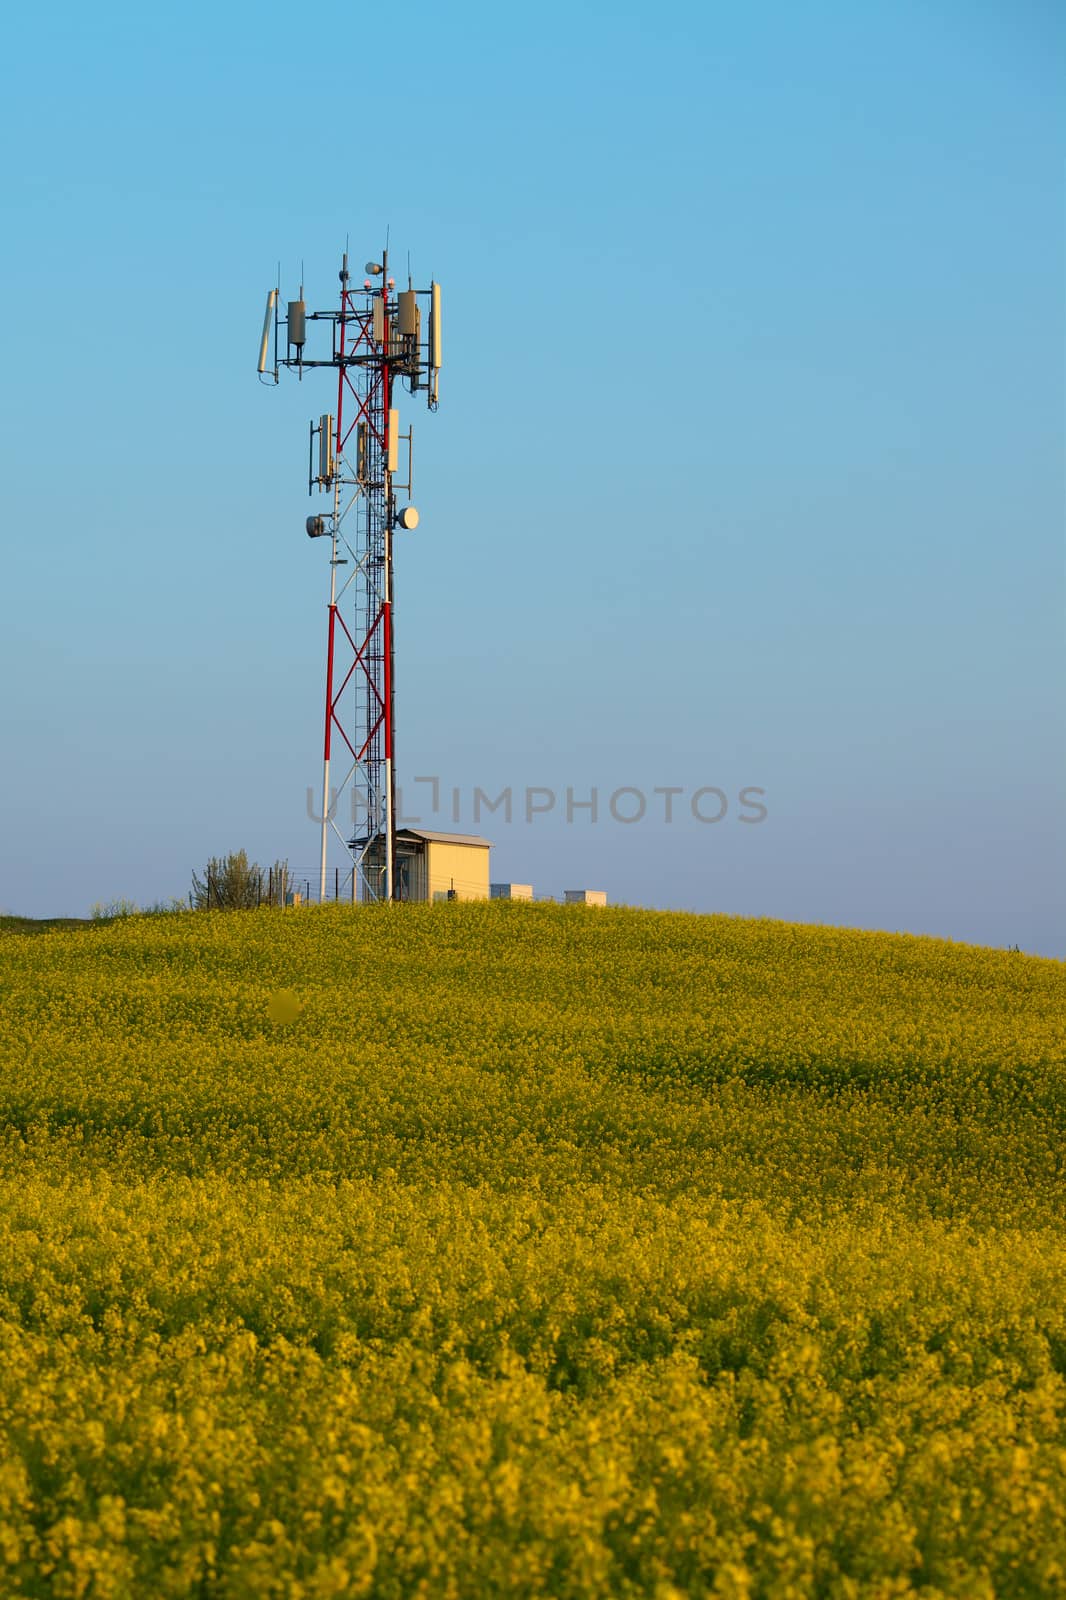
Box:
89;897;187;922
0;916;93;935
89;896;141;921
190;850;290;910
0;902;1063;1595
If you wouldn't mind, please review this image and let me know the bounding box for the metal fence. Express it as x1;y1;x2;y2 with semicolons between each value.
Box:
248;867;358;907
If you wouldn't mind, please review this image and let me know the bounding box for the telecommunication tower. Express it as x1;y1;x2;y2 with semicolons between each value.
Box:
257;246;442;902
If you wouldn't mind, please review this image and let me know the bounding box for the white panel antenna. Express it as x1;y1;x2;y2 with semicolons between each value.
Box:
257;289;277;374
318;414;334;484
430;282;442;371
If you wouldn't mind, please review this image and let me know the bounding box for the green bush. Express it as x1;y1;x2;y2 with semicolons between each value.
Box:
190;850;291;910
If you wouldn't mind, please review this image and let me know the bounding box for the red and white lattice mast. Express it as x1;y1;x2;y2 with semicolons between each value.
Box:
258;246;441;901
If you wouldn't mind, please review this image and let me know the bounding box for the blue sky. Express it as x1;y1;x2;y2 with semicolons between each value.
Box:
1;0;1062;954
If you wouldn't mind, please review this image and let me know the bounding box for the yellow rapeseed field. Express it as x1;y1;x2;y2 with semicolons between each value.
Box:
0;901;1064;1597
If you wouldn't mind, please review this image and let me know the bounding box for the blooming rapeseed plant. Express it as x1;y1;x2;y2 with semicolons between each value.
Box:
0;902;1063;1595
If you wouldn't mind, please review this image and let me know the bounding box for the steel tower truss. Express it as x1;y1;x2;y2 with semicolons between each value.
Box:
260;246;441;901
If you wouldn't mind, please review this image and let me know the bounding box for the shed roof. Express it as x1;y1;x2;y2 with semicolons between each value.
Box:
397;828;491;849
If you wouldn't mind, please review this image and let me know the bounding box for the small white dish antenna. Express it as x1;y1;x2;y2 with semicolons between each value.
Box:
396;506;419;530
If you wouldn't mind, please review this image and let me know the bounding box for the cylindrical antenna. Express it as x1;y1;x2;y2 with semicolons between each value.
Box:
288;298;306;349
257;288;277;373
